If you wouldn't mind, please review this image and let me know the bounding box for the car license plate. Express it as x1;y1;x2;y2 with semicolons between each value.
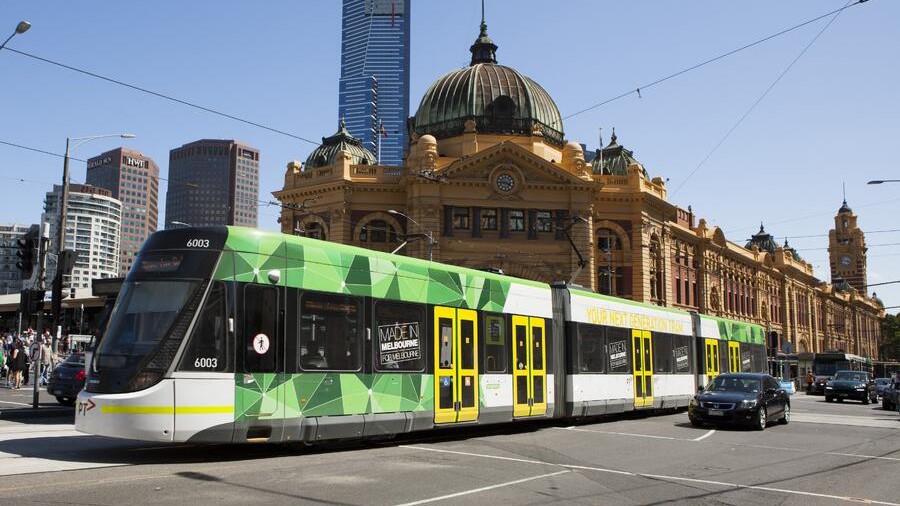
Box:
709;409;724;416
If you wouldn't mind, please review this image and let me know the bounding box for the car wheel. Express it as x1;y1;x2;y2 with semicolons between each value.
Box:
826;396;833;403
780;404;790;425
55;396;75;406
689;416;703;427
755;406;767;430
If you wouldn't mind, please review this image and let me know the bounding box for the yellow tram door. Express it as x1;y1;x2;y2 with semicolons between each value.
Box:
632;330;654;408
705;339;720;384
512;316;547;417
728;341;741;373
434;307;479;424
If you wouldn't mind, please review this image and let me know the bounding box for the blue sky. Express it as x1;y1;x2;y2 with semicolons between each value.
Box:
1;1;898;311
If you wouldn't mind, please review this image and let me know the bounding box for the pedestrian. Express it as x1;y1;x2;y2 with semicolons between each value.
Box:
12;340;27;389
805;370;814;393
39;339;54;386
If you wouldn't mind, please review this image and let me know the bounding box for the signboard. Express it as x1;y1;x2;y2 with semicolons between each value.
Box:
378;321;421;366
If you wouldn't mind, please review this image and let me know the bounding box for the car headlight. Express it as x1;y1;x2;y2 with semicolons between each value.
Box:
825;386;833;390
855;387;866;391
742;399;758;408
690;397;699;407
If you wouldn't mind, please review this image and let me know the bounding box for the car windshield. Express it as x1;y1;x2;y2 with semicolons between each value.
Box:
876;378;890;385
707;376;761;393
834;372;866;382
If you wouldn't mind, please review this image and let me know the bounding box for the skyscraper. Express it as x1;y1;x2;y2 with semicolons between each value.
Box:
43;184;122;289
85;148;159;276
338;0;410;166
165;140;260;229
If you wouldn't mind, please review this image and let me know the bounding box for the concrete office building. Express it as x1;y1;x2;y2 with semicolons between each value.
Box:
165;140;260;229
85;148;159;276
338;0;410;166
43;184;122;290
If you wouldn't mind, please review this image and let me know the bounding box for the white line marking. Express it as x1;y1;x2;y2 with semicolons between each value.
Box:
392;470;570;506
0;400;32;407
561;426;682;440
827;452;900;462
401;445;900;506
692;429;716;441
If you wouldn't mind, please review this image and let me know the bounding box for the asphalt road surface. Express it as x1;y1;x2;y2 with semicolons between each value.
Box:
0;393;897;506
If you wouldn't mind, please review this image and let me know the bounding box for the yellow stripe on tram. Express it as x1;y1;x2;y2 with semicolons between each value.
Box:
101;405;234;415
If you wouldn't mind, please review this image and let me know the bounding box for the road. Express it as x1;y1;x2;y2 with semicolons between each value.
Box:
0;393;897;506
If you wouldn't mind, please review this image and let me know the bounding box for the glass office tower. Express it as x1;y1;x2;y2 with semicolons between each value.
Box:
338;0;411;166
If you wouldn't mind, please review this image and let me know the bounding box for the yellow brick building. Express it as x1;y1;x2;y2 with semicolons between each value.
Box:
274;21;884;360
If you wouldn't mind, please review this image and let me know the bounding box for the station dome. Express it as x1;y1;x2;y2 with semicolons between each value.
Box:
411;20;564;146
305;120;377;169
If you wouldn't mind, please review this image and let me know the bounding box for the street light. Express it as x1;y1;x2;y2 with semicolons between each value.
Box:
55;133;135;345
867;180;900;185
0;21;30;51
388;209;435;261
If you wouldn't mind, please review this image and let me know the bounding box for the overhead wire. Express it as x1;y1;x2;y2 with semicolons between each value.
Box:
670;0;856;197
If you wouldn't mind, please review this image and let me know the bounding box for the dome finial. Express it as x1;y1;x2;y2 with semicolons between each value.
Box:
470;0;497;65
610;127;617;145
759;222;765;233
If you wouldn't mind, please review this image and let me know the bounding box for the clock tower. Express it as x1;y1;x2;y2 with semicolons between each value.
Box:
828;199;867;291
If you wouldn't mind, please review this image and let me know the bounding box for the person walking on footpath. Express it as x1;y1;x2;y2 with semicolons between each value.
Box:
805;370;814;393
11;340;27;389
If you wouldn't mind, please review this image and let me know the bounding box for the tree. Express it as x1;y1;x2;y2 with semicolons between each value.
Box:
880;313;900;361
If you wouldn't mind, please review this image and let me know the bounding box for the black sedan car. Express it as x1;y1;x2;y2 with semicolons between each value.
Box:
47;353;85;406
688;373;790;430
824;370;877;404
810;375;832;395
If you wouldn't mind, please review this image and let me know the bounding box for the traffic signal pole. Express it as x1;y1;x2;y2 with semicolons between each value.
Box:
32;222;49;409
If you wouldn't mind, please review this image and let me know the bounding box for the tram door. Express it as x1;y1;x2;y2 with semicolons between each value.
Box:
434;307;479;424
704;339;720;384
237;284;284;440
728;341;741;373
632;330;654;408
512;316;547;417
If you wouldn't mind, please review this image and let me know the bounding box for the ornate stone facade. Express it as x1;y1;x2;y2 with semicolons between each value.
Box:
274;20;884;360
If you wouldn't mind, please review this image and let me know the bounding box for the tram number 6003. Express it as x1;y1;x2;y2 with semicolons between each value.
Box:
194;357;218;368
186;239;210;248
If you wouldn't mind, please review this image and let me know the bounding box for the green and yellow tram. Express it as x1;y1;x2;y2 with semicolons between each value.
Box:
76;226;766;443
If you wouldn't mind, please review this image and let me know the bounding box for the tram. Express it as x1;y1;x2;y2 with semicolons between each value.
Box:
75;226;766;443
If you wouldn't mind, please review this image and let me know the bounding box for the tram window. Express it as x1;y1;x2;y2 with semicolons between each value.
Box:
653;333;673;373
178;281;230;372
244;285;278;373
374;301;426;372
750;344;767;372
672;336;692;373
606;327;631;373
532;325;544;370
460;319;475;369
739;343;753;372
298;292;361;372
483;314;508;373
578;323;604;373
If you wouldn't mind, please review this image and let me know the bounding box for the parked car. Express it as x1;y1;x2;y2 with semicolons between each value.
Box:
688;373;790;430
47;353;85;406
809;375;832;395
875;378;892;399
824;370;877;404
883;382;899;411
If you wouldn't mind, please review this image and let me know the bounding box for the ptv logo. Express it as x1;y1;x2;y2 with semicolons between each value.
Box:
77;399;96;415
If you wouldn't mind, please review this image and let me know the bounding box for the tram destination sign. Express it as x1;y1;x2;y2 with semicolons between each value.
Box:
378;321;421;366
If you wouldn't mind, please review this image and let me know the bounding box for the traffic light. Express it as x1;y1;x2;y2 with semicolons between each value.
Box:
15;228;38;279
19;289;45;314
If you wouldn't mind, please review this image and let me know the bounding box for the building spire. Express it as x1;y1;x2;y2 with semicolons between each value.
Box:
470;0;497;65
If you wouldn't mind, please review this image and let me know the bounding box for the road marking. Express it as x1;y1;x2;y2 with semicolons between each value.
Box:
562;426;683;441
0;400;32;407
692;429;716;441
401;445;900;506
392;470;570;506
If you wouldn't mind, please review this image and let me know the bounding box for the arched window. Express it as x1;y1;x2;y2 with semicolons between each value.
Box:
304;222;325;240
649;236;663;305
359;219;396;243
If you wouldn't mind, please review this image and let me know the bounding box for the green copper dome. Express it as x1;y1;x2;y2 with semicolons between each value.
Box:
305;120;377;169
745;223;778;253
411;21;564;146
591;130;649;180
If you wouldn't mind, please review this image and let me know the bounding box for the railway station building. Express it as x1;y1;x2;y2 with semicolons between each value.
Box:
274;21;884;361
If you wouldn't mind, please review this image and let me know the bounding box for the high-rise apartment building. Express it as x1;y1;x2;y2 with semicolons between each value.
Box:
338;0;410;166
0;223;37;294
85;148;159;276
165;140;260;229
43;184;122;289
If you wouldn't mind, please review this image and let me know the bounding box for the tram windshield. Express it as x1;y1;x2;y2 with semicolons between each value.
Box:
94;280;202;371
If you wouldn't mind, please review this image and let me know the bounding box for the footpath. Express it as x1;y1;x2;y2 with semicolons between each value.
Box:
0;381;73;421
